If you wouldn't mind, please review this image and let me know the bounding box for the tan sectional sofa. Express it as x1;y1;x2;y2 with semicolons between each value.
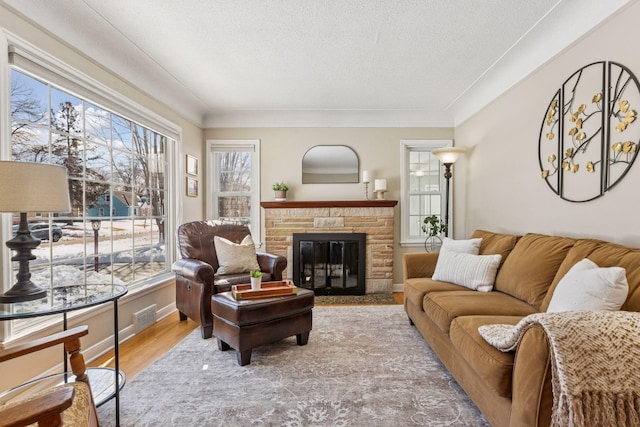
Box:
403;230;640;427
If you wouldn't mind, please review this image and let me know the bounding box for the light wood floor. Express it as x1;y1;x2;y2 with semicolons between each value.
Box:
91;292;405;381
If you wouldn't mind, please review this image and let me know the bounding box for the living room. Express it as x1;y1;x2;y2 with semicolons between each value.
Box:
1;0;639;425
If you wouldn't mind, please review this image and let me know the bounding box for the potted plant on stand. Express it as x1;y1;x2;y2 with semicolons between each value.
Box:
422;215;448;252
272;182;289;201
250;270;262;290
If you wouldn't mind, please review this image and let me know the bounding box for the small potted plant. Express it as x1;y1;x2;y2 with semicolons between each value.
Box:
272;182;289;201
250;269;262;290
422;215;448;252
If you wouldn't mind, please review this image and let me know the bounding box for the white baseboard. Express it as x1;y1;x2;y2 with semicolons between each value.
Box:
392;283;404;293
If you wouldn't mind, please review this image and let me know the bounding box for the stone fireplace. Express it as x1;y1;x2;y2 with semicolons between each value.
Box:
260;200;397;293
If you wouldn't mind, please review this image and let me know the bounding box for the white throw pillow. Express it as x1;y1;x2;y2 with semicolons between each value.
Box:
440;237;482;255
214;235;260;275
547;258;628;313
432;251;502;292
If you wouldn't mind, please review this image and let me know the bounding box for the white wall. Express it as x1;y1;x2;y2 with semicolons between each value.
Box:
204;127;454;284
454;1;640;247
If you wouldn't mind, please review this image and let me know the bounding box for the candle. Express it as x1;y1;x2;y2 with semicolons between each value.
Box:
374;179;387;191
362;170;370;183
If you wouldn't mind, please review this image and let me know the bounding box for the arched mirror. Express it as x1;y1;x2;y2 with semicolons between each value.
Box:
302;145;359;184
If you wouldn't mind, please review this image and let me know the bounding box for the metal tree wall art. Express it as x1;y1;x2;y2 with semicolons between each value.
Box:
539;61;640;202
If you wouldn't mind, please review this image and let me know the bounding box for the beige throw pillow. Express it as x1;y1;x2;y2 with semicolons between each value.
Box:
432;251;502;292
440;237;482;254
547;258;628;312
214;235;260;275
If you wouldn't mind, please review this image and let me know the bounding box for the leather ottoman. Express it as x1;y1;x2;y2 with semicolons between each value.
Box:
211;288;314;366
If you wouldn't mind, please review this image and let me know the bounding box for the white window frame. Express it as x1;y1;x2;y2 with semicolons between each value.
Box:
399;139;453;246
0;30;181;342
206;139;261;245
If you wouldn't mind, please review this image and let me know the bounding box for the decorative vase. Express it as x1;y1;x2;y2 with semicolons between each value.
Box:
424;235;443;253
250;277;262;290
274;190;287;201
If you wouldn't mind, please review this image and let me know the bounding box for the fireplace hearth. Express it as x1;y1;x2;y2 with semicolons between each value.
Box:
293;233;366;295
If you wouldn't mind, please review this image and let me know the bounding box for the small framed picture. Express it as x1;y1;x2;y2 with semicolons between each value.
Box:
186;177;198;197
186;154;198;176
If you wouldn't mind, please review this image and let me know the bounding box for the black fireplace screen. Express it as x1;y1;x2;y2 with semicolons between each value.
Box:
293;233;366;295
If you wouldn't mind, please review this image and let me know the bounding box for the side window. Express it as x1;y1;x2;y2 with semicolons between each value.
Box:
206;140;261;244
400;140;452;245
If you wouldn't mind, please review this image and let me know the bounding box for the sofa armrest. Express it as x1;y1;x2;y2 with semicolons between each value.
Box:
172;258;215;283
257;252;287;281
510;325;553;427
403;252;439;281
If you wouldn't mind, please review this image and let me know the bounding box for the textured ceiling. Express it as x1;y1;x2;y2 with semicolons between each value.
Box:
1;0;632;127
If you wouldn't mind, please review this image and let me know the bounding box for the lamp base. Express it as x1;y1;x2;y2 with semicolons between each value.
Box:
0;283;46;303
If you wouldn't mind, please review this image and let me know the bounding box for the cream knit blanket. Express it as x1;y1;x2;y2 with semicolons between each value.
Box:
478;311;640;427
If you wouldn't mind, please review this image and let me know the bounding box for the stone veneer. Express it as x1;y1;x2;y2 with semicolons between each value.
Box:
260;200;398;293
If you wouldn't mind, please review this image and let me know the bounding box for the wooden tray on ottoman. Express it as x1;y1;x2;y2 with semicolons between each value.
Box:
231;280;298;300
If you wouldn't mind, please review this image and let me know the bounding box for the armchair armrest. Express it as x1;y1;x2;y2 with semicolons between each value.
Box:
1;387;74;427
0;325;88;363
257;252;287;281
172;258;215;283
403;252;439;281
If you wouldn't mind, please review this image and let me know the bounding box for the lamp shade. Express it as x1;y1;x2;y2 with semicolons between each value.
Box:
431;147;466;164
0;161;71;213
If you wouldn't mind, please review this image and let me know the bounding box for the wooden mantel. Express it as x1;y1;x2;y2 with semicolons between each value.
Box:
261;200;398;209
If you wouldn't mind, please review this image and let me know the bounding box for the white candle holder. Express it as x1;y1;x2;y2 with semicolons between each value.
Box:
374;190;386;200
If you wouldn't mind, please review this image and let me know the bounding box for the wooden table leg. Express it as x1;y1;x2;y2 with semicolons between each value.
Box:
296;331;310;346
238;350;252;366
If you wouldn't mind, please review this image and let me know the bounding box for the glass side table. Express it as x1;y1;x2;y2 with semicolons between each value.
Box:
0;284;128;426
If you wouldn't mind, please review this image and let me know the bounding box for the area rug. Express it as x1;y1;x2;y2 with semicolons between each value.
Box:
98;306;488;426
314;293;398;305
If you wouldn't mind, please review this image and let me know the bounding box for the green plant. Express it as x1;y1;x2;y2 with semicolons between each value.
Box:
421;215;448;237
250;269;262;278
272;182;290;191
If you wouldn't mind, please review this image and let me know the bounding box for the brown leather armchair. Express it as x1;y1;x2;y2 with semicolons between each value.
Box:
172;221;287;339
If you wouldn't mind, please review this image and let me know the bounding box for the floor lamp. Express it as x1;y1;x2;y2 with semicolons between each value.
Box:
431;147;466;237
0;161;71;303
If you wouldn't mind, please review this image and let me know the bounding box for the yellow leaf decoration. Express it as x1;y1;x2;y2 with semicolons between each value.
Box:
562;161;569;170
546;117;553;126
625;110;636;123
620;100;630;113
547;154;556;163
592;93;602;103
576;132;586;141
546;132;555;140
570;112;579;122
541;170;549;179
577;104;586;114
575;118;583;129
617;122;628;132
587;161;595;172
612;142;622;153
623;141;636;153
565;148;574;157
568;127;578;136
570;164;579;173
551;99;558;109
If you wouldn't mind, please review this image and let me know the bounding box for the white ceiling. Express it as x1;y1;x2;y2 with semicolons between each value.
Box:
1;0;632;127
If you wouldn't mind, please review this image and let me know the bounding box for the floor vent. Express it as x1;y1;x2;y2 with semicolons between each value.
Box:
133;304;157;333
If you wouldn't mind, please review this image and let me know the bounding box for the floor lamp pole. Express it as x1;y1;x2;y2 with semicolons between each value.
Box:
443;163;452;237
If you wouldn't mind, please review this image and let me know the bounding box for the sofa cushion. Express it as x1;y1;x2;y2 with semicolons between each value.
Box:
450;315;524;398
404;278;468;313
440;237;482;254
214;235;260;275
541;239;640;311
494;233;576;310
432;251;502;292
470;229;521;268
423;290;538;334
547;258;628;312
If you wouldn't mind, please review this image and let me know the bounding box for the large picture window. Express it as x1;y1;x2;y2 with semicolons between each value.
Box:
8;68;173;313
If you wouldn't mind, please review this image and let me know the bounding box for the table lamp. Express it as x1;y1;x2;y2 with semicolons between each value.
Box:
0;161;71;303
431;147;466;237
